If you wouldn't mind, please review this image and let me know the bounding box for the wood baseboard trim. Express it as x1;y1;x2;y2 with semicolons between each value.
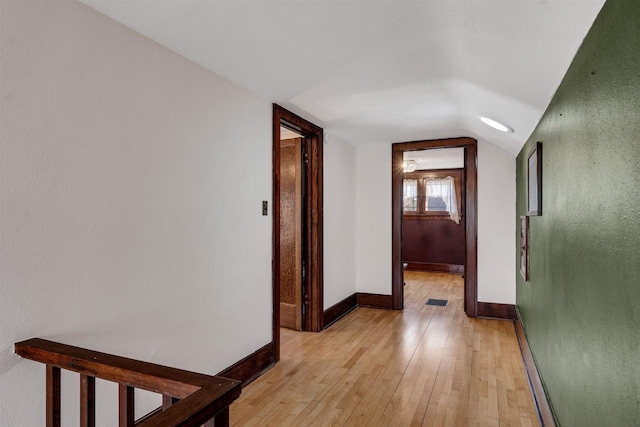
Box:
218;342;275;386
141;341;276;420
356;292;393;310
477;302;516;320
514;308;557;427
323;293;357;329
405;262;464;274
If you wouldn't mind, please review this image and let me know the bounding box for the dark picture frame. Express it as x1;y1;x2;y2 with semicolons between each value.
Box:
520;216;529;281
527;141;542;216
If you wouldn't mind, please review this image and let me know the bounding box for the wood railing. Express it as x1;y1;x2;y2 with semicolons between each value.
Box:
14;338;242;427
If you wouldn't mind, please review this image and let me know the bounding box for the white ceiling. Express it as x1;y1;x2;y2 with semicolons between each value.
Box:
405;148;465;170
79;0;605;155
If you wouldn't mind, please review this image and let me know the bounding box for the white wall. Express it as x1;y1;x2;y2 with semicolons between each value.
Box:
477;141;516;304
0;1;272;425
323;137;357;309
354;144;392;295
353;141;516;304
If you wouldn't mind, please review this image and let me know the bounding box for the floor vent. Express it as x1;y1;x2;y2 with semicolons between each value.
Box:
426;299;448;307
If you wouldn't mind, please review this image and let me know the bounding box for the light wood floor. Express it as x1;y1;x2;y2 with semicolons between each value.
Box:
230;271;539;426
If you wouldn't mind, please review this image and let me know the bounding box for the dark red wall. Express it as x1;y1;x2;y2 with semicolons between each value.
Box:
403;219;464;266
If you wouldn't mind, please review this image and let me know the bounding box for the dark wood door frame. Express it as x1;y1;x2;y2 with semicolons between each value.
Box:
391;137;478;317
273;104;324;362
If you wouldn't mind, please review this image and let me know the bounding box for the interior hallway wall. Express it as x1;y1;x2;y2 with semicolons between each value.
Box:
323;136;357;309
0;0;272;424
354;144;393;296
478;141;516;304
354;141;516;304
516;0;640;424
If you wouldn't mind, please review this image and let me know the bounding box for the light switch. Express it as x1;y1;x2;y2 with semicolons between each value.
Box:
262;201;268;216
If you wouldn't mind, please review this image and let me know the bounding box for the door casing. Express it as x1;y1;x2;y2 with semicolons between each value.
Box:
273;104;324;361
391;137;478;316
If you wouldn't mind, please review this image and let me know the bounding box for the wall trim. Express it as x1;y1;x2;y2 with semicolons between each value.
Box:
140;341;276;420
323;293;357;329
477;302;516;320
273;104;324;362
356;293;393;309
405;262;464;274
219;292;393;387
514;308;557;427
217;342;276;386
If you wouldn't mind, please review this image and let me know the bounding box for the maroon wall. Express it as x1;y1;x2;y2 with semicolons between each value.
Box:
403;219;464;266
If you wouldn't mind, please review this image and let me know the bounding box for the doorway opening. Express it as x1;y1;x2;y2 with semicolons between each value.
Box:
402;148;465;273
391;137;478;317
273;104;323;361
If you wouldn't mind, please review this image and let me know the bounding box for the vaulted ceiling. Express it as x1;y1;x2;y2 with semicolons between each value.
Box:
80;0;605;155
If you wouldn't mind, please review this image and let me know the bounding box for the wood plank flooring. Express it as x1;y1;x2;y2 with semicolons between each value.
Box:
230;271;539;426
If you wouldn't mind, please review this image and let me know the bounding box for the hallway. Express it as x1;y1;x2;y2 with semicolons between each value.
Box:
231;271;538;426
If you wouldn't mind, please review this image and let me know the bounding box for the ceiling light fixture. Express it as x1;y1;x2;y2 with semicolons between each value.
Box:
479;116;513;133
403;159;417;172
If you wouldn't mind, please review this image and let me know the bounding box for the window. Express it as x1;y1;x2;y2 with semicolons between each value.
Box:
402;169;462;223
426;177;456;212
403;179;418;212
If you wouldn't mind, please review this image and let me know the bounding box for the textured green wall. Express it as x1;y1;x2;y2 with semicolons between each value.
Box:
516;0;640;425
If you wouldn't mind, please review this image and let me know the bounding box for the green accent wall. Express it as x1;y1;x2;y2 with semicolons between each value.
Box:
516;0;640;425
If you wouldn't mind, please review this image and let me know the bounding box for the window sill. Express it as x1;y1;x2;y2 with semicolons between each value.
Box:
403;213;452;221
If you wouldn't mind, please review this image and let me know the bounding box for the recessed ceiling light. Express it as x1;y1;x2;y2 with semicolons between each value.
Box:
479;116;513;133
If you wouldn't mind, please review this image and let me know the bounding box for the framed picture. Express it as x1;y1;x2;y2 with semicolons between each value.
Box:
520;216;529;281
527;141;542;215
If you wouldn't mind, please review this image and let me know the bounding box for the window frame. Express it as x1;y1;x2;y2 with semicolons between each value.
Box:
402;178;419;213
402;168;464;220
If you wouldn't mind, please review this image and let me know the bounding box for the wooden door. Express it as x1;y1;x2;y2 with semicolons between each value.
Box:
279;137;303;330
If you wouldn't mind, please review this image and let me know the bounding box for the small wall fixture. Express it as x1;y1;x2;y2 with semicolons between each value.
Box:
403;159;417;172
479;116;513;133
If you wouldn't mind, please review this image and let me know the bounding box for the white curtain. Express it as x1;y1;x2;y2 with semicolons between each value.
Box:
403;179;418;212
426;176;460;224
